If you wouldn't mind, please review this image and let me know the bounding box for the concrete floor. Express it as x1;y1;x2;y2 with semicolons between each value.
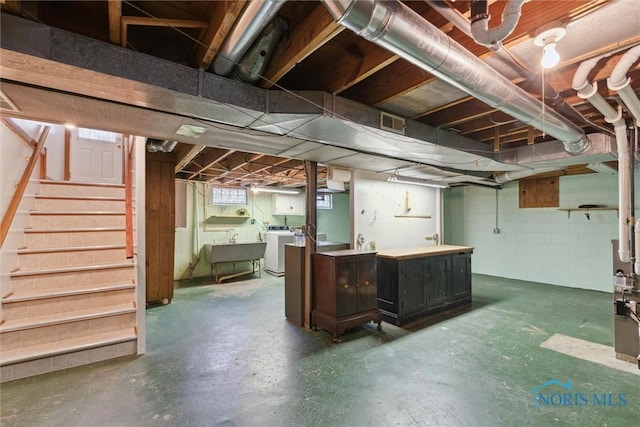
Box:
1;273;638;426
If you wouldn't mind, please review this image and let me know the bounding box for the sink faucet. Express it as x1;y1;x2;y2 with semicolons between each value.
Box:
230;233;239;244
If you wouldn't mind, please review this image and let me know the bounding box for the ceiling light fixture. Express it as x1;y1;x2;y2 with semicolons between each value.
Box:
534;22;567;69
586;162;617;175
251;185;300;195
387;175;449;189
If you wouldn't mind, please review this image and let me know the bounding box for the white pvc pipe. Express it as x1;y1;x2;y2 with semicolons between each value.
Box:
573;55;631;263
608;45;640;124
617;122;631;263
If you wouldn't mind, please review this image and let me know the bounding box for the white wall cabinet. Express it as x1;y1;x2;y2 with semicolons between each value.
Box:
272;194;305;215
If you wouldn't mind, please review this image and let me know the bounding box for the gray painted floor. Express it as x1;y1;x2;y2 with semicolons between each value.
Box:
1;274;639;426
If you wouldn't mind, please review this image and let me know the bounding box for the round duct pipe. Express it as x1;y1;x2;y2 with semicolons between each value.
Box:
322;0;589;154
146;139;178;153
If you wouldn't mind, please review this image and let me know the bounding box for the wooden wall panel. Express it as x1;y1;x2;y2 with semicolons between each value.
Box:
519;177;559;208
146;151;176;304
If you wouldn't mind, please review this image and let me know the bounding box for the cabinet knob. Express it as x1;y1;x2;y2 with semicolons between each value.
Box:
343;284;349;289
364;281;370;286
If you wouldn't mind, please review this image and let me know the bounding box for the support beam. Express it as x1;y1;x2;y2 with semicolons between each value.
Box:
303;160;317;329
262;4;344;88
108;0;121;45
195;1;247;69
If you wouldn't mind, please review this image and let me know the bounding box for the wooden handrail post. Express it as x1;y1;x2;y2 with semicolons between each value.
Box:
124;135;134;259
1;125;50;248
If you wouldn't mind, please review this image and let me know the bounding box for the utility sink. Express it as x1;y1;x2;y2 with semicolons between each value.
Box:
204;242;267;283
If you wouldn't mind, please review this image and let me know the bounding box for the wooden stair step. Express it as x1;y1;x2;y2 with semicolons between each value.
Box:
10;262;134;278
0;328;136;366
35;195;125;201
24;227;125;234
3;282;135;303
29;211;125;216
0;303;136;333
40;180;125;188
18;244;126;254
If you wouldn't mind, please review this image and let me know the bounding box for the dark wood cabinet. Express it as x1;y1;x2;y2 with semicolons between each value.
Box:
377;246;473;326
312;250;382;342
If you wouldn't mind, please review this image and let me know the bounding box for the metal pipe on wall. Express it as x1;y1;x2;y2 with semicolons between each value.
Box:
322;0;589;154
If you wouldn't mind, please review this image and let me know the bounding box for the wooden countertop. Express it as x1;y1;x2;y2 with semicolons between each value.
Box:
315;249;377;257
376;245;474;260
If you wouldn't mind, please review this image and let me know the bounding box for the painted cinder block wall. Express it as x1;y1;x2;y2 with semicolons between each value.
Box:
444;173;623;292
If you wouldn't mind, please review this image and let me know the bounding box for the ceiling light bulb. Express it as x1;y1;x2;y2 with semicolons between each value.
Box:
541;42;560;68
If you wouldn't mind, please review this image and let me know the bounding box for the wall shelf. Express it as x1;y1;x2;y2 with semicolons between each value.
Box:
557;207;618;218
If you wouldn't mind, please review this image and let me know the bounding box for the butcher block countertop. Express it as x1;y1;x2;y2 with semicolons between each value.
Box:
376;245;474;260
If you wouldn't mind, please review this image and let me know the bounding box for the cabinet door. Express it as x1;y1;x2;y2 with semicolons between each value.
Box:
335;259;357;317
290;195;306;215
399;259;427;315
426;255;450;308
450;252;471;301
356;256;377;311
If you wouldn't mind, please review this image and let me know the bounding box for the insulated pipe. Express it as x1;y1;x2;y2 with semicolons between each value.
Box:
213;0;286;76
572;55;631;263
608;45;640;124
323;0;589;154
470;0;528;48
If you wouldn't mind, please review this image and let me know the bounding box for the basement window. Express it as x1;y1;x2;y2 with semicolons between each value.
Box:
77;128;121;143
317;194;333;209
211;186;247;205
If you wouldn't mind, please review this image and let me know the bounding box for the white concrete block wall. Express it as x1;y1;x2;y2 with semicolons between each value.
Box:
445;173;621;292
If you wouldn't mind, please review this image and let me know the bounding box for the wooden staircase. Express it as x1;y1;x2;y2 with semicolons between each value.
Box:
1;180;138;382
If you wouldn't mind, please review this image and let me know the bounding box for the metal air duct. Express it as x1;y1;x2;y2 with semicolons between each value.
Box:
146;139;178;153
233;17;288;84
322;0;589;154
213;0;286;76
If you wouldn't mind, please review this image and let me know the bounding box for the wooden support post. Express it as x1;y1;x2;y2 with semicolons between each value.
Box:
304;160;318;328
493;125;501;152
527;127;535;145
124;135;134;259
64;128;71;180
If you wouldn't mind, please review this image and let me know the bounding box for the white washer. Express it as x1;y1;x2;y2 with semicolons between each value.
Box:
265;225;294;276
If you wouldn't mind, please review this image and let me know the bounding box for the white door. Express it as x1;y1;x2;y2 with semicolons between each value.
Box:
71;129;123;184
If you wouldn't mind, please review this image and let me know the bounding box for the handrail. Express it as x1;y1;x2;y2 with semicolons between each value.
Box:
1;117;47;179
1;125;50;248
2;117;37;148
124;135;134;259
